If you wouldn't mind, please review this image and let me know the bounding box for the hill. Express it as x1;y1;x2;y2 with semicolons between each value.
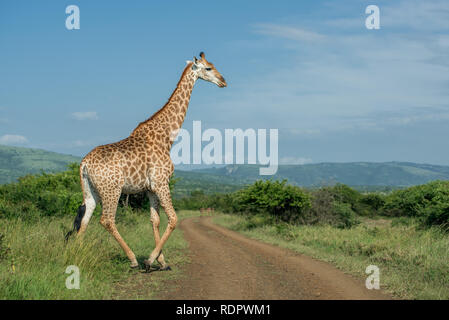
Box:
0;144;81;184
191;162;449;188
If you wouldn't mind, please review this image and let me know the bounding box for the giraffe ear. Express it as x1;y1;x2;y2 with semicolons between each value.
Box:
191;57;199;70
186;60;193;65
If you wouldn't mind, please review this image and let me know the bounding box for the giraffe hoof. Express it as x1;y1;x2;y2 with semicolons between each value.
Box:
160;266;172;271
130;264;139;270
143;259;153;273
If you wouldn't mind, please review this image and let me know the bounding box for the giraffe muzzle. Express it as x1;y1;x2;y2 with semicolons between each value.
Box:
219;78;227;87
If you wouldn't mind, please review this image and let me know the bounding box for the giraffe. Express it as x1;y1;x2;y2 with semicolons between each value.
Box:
65;52;227;270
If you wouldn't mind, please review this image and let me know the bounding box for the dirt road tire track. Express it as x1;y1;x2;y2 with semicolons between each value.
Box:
159;216;391;300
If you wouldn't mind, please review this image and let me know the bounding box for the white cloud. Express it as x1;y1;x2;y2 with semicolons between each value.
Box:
324;0;449;32
73;140;92;147
280;157;313;165
385;111;449;126
252;23;326;42
286;129;321;136
71;111;98;121
325;17;363;29
0;134;29;145
381;0;449;31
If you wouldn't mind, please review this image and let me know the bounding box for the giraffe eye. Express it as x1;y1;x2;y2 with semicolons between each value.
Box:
205;68;212;71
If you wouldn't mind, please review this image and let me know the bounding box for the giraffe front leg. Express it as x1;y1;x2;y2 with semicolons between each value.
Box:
144;183;177;271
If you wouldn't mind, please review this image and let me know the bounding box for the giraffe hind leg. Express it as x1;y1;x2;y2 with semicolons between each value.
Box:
144;182;177;270
99;188;138;268
100;215;139;268
148;192;170;271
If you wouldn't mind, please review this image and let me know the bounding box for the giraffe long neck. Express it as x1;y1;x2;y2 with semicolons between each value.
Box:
131;63;197;144
152;63;197;131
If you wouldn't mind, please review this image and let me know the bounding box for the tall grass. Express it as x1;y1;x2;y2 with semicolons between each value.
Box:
214;214;449;300
0;210;195;299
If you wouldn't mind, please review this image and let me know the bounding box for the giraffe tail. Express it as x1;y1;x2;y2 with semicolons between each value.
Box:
64;204;86;241
65;163;90;242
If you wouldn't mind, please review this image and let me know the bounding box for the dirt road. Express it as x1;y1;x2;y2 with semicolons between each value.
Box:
159;216;391;300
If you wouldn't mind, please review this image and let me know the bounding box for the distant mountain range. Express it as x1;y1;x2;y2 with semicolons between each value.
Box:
1;145;449;194
0;144;81;184
187;162;449;187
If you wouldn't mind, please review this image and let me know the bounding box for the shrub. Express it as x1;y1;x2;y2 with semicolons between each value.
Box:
301;188;359;228
0;163;89;220
326;184;375;216
300;187;335;225
419;193;449;229
234;180;312;223
382;180;449;229
383;181;449;216
332;202;359;229
360;193;386;211
329;184;361;205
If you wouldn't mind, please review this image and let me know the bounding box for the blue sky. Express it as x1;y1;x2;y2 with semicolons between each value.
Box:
1;0;449;165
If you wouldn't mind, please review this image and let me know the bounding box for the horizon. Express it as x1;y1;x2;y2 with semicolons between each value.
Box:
1;1;449;166
2;142;448;170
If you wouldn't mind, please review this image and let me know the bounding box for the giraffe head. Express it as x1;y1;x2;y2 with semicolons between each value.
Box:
191;52;227;88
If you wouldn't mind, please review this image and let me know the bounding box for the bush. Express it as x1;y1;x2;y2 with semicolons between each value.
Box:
329;184;361;206
360;193;385;211
234;180;312;223
300;188;359;228
0;163;93;220
300;187;335;225
422;201;449;229
332;202;359;229
382;180;449;229
174;181;364;228
326;184;376;216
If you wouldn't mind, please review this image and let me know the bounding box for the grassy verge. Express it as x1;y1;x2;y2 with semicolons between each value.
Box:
213;214;449;300
0;210;199;299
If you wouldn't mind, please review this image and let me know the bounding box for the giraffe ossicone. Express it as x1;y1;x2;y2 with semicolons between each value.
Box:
65;52;227;270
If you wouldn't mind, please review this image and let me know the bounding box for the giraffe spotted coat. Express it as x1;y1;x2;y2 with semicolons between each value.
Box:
74;52;226;269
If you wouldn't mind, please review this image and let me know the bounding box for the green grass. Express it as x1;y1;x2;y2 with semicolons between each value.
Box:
213;214;449;300
0;210;198;300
